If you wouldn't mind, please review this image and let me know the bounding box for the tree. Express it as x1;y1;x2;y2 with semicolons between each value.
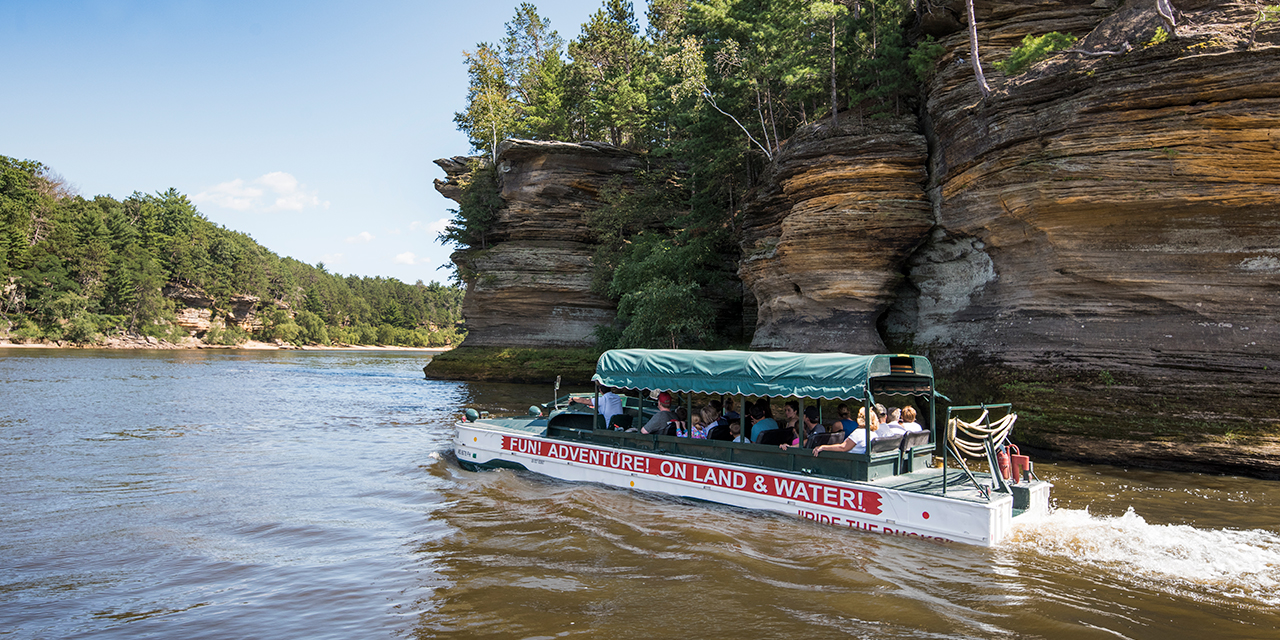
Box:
454;43;519;163
966;0;991;98
568;0;651;146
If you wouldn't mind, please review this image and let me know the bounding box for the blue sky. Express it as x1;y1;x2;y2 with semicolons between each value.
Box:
1;0;618;284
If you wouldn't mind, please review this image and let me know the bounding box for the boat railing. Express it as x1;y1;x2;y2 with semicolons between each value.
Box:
546;425;908;482
943;403;1017;500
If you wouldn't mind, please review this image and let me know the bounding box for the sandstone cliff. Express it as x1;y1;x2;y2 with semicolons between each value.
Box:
901;0;1279;386
433;140;643;347
739;116;933;353
736;0;1279;395
433;1;1278;393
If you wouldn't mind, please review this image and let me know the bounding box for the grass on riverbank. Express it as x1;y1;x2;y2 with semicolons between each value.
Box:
424;346;601;384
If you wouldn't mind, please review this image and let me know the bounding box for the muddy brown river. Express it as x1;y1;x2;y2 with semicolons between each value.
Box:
2;349;1277;639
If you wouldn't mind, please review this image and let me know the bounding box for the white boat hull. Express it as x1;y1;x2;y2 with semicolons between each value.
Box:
455;421;1051;547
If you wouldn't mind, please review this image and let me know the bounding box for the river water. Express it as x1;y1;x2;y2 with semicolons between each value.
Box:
1;348;1277;639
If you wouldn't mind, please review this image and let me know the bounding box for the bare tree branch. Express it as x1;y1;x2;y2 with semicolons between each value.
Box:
966;0;991;98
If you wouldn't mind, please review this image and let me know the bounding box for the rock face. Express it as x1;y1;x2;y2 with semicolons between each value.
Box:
892;0;1280;386
433;140;644;347
740;0;1279;394
162;284;264;336
163;284;216;336
739;116;933;353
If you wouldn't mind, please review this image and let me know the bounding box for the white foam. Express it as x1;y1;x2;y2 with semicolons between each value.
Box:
1010;507;1280;606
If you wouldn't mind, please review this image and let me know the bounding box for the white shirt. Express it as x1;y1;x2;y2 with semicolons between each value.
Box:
899;421;923;432
599;392;623;426
845;429;870;454
879;422;907;438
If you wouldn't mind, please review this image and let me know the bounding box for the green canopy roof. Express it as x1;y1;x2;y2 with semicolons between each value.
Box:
592;349;932;401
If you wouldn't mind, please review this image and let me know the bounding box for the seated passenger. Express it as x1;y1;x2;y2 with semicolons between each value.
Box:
638;391;678;434
691;404;719;439
779;406;826;450
899;406;924;432
835;403;858;437
598;386;623;428
756;398;774;420
782;400;800;437
879;407;906;437
722;397;740;422
813;411;880;456
747;404;780;443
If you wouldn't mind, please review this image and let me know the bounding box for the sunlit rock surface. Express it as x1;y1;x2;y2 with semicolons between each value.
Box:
886;0;1280;386
434;140;642;347
739;116;932;353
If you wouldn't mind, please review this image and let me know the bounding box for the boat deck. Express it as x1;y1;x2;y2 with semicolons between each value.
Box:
868;467;993;502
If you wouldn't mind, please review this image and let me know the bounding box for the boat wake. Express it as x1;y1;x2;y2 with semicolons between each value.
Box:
1009;506;1280;607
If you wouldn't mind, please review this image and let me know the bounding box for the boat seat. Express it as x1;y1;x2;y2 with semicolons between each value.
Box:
706;424;732;441
869;435;904;453
606;414;633;431
757;429;791;446
899;430;930;451
809;432;845;447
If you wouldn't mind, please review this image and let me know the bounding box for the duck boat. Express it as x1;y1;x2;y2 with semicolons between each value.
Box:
453;349;1051;546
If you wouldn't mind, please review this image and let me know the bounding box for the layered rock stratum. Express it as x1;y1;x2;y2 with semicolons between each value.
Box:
433;140;642;347
737;0;1280;397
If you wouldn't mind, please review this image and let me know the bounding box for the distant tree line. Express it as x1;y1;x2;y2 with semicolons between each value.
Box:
1;155;464;347
445;0;943;350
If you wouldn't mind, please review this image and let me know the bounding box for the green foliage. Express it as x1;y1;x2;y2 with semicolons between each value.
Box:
1258;4;1280;25
909;36;946;82
606;277;714;349
1146;26;1170;47
995;32;1078;75
438;160;504;254
204;323;249;346
454;43;520;163
0;154;465;348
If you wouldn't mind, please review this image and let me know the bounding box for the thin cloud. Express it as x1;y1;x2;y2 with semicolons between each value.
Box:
194;172;331;212
394;252;417;265
410;218;452;235
345;231;375;244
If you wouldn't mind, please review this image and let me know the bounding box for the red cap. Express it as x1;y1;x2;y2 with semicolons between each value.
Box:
657;391;672;406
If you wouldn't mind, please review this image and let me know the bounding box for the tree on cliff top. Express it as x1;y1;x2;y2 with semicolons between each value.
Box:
567;0;652;147
454;43;518;164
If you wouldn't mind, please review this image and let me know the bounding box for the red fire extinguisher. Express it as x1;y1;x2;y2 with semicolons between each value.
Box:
997;445;1012;481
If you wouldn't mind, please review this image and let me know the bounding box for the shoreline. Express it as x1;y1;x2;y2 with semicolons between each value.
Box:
0;339;453;353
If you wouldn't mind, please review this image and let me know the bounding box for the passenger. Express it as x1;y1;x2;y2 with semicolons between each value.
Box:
880;407;906;437
813;411;880;456
835;403;858;437
874;403;887;426
780;406;825;450
638;391;678;434
782;400;800;435
899;406;923;432
730;420;748;443
747;404;780;443
722;397;740;422
756;398;774;420
598;386;623;428
692;404;719;439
